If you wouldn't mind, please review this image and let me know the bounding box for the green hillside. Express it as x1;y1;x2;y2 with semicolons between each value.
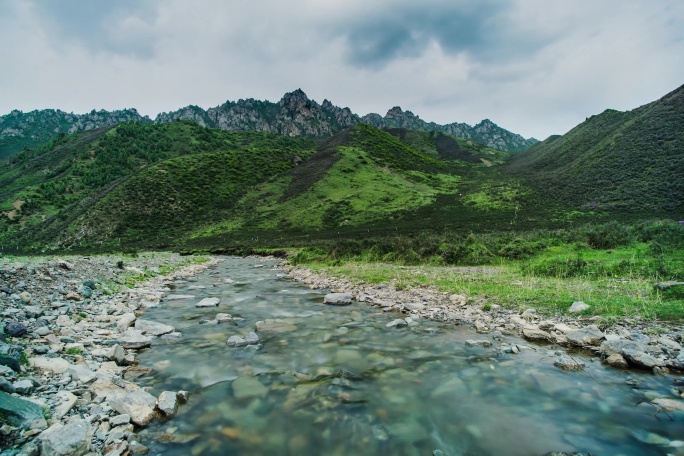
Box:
0;121;315;250
507;84;684;219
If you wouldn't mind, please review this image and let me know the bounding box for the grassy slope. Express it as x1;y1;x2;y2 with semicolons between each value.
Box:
0;121;315;250
507;84;684;218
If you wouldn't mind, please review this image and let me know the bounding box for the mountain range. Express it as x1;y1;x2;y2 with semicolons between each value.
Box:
0;83;681;253
0;90;537;160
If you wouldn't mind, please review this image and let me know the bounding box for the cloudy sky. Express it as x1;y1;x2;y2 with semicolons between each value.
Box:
1;0;682;140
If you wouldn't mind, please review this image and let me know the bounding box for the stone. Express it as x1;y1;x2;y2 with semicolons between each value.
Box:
119;329;152;349
39;419;93;456
110;414;131;427
553;354;584;371
654;281;684;291
0;356;20;372
109;390;158;426
651;398;684;412
522;326;551;342
0;377;16;393
65;364;97;384
6;321;27;337
227;333;258;347
156;391;179;417
465;340;492;348
215;313;233;323
623;350;662;369
658;337;681;351
35;326;51;336
29;356;70;374
255;319;297;333
66;292;81;301
232;376;267;399
53;391;78;419
195;297;220;307
134;319;175;336
0;342;23;359
128;441;149;454
566;326;605;347
18;291;32;304
553;323;577;334
57;260;74;270
449;294;467;305
605;353;629;368
0;391;47;429
323;293;353;306
386;319;408;328
116;313;136;332
568;301;590;313
13;379;34;395
107;344;126;365
177;391;189;403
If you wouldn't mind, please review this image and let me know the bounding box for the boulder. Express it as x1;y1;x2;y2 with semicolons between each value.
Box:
29;356;70;374
0;391;47;430
566;326;605;347
119;329;152;349
134;319;175;336
323;293;353;306
106;344;126;365
109;390;158;426
386;319;408;328
604;353;629;368
195;297;220;307
39;419;93;456
156;391;179;417
522;326;551;342
651;398;684;412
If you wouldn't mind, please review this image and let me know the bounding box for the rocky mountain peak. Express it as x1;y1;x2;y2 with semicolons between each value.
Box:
279;89;311;108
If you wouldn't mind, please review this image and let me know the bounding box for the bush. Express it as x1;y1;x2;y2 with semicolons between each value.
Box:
586;221;633;249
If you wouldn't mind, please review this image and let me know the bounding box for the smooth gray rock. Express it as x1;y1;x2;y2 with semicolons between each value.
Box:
658;337;681;351
0;391;47;429
195;297;220;308
156;391;178;417
110;414;131;427
227;333;258;347
119;329;152;349
465;340;492;348
18;291;32;304
554;354;585;371
109;390;158;426
324;293;353;306
39;418;93;456
566;326;605;346
568;301;590;313
65;364;97;384
13;379;34;395
134;319;175;336
522;326;551;341
29;356;70;374
116;313;137;332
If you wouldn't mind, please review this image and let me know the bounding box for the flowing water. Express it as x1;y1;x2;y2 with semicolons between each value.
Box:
133;258;682;455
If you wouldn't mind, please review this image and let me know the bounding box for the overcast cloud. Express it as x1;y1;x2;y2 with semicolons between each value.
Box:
1;0;682;139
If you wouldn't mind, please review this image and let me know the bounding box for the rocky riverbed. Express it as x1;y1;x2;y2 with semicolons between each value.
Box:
0;253;216;455
281;264;684;375
1;254;683;456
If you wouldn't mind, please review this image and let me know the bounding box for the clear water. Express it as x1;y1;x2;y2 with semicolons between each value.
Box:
134;258;682;456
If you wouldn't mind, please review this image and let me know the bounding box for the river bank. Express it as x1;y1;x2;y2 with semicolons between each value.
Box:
0;253;217;455
280;262;684;375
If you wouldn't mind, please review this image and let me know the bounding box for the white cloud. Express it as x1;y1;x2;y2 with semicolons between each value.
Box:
0;0;682;140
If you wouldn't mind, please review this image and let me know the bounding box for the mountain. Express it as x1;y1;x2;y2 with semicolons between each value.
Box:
157;89;538;151
0;108;150;159
507;83;684;218
0;90;537;159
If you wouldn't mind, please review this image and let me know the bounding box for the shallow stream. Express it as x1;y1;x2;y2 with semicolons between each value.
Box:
134;258;682;455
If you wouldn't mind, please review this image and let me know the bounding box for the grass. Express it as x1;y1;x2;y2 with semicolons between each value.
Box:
291;222;684;321
65;347;83;355
302;259;683;321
